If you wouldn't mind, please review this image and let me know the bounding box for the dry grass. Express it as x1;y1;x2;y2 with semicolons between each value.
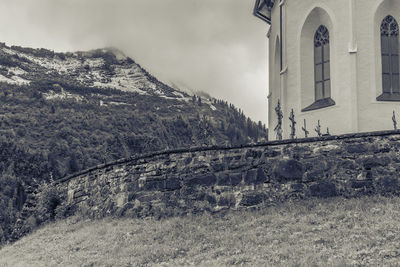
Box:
1;196;400;266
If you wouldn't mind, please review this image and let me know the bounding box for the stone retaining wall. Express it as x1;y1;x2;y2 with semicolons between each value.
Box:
54;130;400;218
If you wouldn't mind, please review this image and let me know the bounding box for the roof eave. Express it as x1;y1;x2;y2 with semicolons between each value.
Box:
253;11;272;24
253;0;274;24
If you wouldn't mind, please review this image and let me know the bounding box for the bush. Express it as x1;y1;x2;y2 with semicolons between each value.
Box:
55;203;76;220
34;182;62;224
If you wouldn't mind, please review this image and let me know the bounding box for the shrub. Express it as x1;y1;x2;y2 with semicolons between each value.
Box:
34;182;62;224
22;215;38;233
55;203;76;220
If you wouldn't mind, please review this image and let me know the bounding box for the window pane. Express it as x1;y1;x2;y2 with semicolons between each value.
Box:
382;55;390;73
315;82;323;100
324;80;331;98
323;44;330;62
383;74;391;93
315;46;322;64
390;36;399;55
391;55;399;73
315;64;323;82
393;74;400;93
382;36;389;54
324;62;330;80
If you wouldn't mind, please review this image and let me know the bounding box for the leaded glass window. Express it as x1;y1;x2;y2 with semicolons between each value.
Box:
381;15;399;94
314;25;330;101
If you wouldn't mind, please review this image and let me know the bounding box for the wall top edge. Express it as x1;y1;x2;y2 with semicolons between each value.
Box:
54;129;400;185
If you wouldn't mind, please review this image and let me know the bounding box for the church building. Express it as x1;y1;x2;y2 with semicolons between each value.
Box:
254;0;400;140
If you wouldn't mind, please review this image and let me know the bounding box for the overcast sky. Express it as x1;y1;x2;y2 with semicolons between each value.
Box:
0;0;269;124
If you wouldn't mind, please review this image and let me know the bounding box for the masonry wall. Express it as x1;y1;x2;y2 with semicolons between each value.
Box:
54;130;400;218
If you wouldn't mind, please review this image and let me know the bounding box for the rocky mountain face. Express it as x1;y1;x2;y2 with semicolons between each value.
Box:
0;43;267;242
0;44;186;97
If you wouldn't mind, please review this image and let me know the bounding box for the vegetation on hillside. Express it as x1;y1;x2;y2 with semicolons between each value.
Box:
0;81;266;178
0;141;52;243
1;196;399;266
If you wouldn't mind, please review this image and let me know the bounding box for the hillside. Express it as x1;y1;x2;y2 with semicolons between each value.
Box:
0;43;267;243
1;196;399;266
0;43;267;176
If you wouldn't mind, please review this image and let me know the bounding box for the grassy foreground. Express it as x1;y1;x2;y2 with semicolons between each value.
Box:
1;196;400;266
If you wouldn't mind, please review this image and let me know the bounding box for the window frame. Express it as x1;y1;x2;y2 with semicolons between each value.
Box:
302;25;335;112
377;15;400;101
314;25;331;100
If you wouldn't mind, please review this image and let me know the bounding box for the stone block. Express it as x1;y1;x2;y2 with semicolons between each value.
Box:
216;173;230;186
346;144;369;153
187;173;217;186
273;159;304;182
116;193;128;208
359;155;391;169
165;178;181;190
217;194;235;207
304;170;323;182
185;157;192;165
206;194;216;205
195;192;206;201
217;196;230;206
212;163;226;172
224;156;234;164
144;180;165;191
376;144;391;153
67;189;74;203
240;193;263;206
137;192;162;202
264;149;281;158
377;177;399;193
255;168;268;183
128;192;136;201
292;145;312;154
338;159;356;170
244;169;257;184
351;180;373;189
306;158;328;172
161;192;179;206
309;181;337;198
228;161;247;170
230;173;242;186
245;150;262;159
180;186;197;196
126;181;138;192
234;155;242;160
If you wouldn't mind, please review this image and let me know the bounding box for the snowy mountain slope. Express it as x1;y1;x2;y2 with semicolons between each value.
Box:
0;44;187;99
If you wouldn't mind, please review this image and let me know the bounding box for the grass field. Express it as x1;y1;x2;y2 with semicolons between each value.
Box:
1;196;400;266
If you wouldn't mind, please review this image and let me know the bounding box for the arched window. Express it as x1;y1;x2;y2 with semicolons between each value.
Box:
380;15;399;97
314;25;330;100
302;25;335;112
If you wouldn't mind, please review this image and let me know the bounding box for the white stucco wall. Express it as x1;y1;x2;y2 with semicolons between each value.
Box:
357;0;400;132
267;0;400;140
